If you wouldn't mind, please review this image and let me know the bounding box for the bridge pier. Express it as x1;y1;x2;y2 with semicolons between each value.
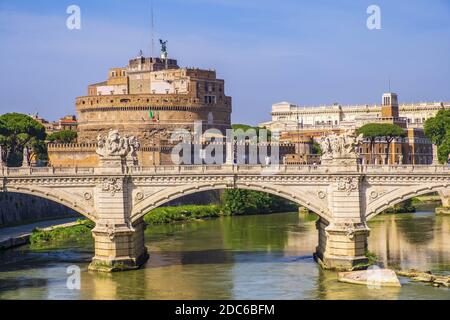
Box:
89;218;148;272
313;169;371;270
315;218;370;270
87;144;149;272
436;190;450;215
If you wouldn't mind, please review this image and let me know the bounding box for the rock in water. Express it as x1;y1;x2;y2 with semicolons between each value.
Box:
338;269;401;287
434;276;450;287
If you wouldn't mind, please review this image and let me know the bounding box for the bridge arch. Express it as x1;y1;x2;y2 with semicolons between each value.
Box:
1;186;97;222
365;183;449;221
131;182;331;223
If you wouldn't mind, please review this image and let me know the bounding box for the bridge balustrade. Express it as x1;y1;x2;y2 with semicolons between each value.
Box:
360;164;448;174
1;164;448;177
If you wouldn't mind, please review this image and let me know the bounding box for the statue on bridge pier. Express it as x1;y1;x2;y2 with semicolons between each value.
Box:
96;130;140;170
319;129;364;167
126;136;140;166
0;145;5;167
21;146;31;168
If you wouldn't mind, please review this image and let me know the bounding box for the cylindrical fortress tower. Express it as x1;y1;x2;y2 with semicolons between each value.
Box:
48;52;232;167
77;54;232;146
76;93;232;145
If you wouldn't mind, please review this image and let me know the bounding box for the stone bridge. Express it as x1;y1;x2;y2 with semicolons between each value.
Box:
1;162;449;272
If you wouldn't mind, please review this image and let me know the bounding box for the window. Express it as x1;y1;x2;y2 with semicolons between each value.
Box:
204;95;216;104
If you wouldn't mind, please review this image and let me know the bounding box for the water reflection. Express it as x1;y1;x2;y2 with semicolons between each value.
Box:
1;206;450;300
368;206;450;273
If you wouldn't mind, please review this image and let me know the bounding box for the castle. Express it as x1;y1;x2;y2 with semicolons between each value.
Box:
49;46;232;167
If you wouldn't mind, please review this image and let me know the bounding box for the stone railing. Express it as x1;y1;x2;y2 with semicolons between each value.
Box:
0;166;96;176
1;164;448;177
359;164;449;174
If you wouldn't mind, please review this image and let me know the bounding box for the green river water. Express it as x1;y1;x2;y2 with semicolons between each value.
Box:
0;204;449;300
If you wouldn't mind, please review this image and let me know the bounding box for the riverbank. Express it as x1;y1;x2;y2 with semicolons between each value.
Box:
380;196;442;215
382;199;415;214
143;205;223;225
28;203;300;246
29;219;94;246
0;218;80;250
411;194;441;204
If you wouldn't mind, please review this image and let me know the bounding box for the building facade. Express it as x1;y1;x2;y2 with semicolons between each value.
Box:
260;93;444;165
261;98;449;132
31;114;78;134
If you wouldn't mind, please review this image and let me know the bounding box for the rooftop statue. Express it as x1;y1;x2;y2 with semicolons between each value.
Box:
159;39;168;55
159;39;168;63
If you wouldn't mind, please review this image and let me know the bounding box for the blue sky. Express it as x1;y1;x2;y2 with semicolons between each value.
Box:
0;0;449;125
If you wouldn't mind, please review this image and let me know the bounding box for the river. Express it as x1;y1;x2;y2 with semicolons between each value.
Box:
0;204;449;300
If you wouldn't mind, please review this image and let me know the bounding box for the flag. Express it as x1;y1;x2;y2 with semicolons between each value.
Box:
149;110;156;122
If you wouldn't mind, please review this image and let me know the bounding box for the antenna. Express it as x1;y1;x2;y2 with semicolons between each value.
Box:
151;0;155;57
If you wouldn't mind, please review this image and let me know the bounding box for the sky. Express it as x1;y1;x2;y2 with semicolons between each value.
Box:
0;0;449;125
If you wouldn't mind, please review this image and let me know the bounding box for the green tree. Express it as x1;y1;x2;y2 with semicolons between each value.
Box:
221;189;255;215
0;113;47;166
424;109;450;164
311;141;322;155
47;130;78;144
221;189;297;215
357;123;406;164
356;124;380;164
437;132;450;164
232;124;272;142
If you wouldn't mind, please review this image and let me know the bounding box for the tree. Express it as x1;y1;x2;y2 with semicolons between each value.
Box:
356;124;381;164
47;130;78;144
437;131;450;164
221;189;255;215
311;141;322;155
232;124;272;142
221;189;297;215
357;123;406;164
424;109;450;164
0;113;47;166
